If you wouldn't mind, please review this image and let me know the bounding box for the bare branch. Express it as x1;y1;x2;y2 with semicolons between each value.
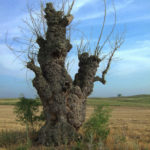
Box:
67;0;75;15
94;76;106;84
99;2;116;52
95;0;107;56
65;57;75;73
94;33;124;84
77;38;90;57
27;59;41;76
95;0;116;56
40;0;47;36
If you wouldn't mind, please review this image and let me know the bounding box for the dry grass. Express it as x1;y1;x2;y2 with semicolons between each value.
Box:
83;106;150;149
0;105;24;131
1;105;150;149
0;99;19;105
107;106;150;150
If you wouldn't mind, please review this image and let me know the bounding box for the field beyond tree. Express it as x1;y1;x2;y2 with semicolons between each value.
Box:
0;95;150;149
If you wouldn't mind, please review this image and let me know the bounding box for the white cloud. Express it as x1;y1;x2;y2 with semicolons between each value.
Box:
0;14;24;39
136;40;150;47
72;0;94;13
0;45;23;70
76;0;134;21
0;0;149;80
0;44;35;80
70;39;150;79
110;40;150;76
117;15;150;24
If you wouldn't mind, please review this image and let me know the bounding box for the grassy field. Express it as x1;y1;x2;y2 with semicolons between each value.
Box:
1;94;150;106
0;95;150;149
0;99;19;105
88;94;150;107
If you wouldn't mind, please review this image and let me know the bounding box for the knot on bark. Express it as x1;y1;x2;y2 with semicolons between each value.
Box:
45;3;64;25
45;3;55;16
45;3;73;27
61;15;74;26
36;36;46;47
79;52;101;65
62;81;71;92
37;121;78;146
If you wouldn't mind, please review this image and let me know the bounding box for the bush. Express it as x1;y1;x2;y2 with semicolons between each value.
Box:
83;105;111;143
14;97;45;147
14;97;43;129
117;94;122;97
0;130;26;148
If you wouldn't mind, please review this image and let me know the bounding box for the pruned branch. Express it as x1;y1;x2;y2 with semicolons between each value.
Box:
63;14;74;26
94;76;106;84
27;59;41;76
94;33;124;84
94;51;114;84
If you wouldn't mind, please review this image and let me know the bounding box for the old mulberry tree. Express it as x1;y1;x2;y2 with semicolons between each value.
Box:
10;0;123;146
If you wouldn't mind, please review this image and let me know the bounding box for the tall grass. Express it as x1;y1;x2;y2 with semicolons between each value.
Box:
0;130;26;148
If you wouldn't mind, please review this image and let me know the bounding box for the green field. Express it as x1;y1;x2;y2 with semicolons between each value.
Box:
88;94;150;107
0;94;150;107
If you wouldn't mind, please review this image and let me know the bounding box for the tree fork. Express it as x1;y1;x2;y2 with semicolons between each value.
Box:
24;1;122;146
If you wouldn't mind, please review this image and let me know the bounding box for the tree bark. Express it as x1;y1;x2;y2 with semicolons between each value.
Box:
27;3;101;146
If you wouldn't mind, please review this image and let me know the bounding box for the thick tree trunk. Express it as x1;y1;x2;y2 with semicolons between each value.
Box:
27;3;100;146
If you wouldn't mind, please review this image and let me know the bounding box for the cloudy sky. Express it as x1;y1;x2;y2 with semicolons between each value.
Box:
0;0;150;98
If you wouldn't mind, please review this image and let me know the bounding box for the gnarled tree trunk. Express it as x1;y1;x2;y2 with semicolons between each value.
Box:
26;2;115;146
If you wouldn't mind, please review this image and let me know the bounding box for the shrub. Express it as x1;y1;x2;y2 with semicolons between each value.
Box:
117;94;122;97
14;97;42;129
14;96;45;146
83;105;111;143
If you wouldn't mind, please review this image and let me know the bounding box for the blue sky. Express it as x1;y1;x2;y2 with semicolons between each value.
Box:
0;0;150;98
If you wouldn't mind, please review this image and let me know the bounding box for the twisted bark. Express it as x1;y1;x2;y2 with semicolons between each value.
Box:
26;2;118;146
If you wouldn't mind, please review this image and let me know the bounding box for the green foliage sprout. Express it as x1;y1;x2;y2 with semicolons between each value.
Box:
83;105;111;143
14;97;42;129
